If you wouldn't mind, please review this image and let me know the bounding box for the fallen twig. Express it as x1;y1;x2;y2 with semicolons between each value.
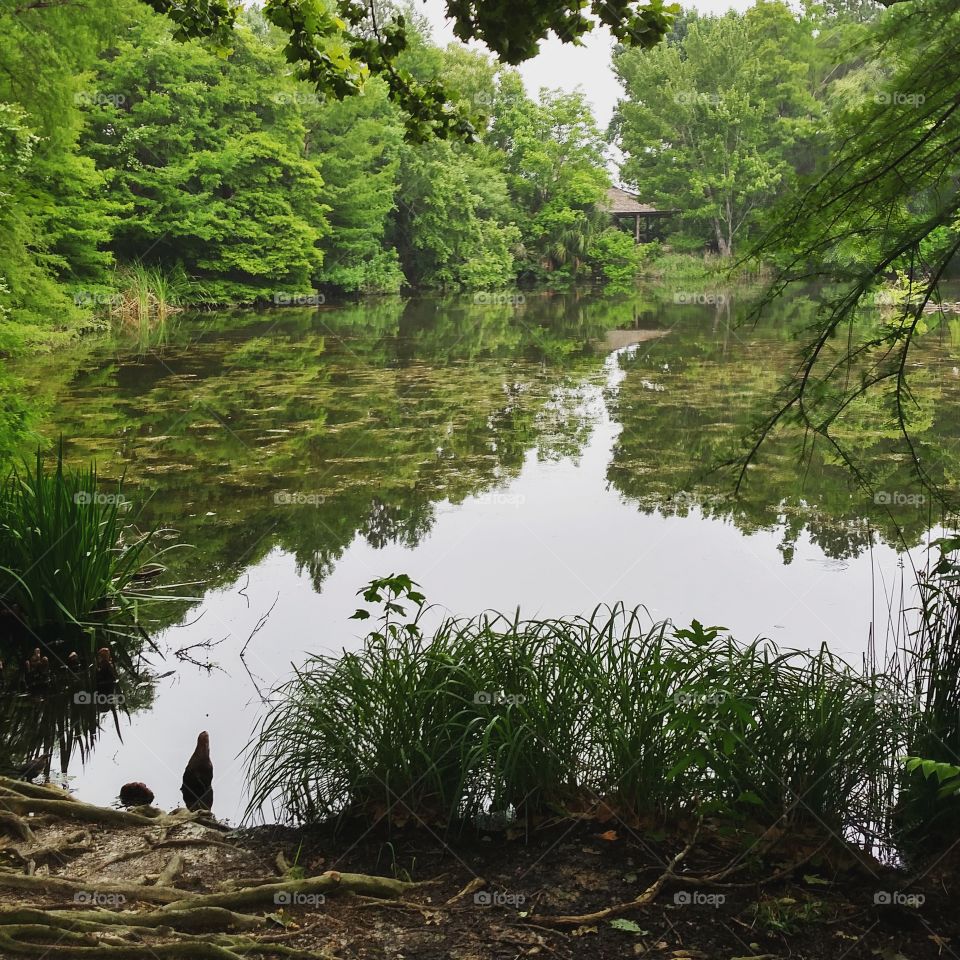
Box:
531;820;701;926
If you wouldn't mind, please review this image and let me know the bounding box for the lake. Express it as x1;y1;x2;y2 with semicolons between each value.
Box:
4;286;958;821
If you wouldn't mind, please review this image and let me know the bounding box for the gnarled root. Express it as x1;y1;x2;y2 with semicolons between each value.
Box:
0;812;35;843
0;924;329;959
0;782;409;958
165;870;416;912
0;905;333;957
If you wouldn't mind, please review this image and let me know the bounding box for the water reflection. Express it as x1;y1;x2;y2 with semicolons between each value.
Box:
0;658;156;781
1;287;957;809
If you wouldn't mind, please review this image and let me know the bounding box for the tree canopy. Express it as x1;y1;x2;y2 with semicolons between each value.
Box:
142;0;679;140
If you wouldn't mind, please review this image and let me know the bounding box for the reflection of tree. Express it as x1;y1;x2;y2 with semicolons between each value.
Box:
10;287;958;639
0;664;156;779
12;300;622;630
607;294;958;560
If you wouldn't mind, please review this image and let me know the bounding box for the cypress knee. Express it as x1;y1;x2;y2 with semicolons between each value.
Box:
181;730;213;811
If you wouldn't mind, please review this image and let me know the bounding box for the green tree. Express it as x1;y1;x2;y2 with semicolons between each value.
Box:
391;138;519;288
80;14;330;303
491;75;611;280
305;82;406;294
613;2;817;256
142;0;677;140
743;0;960;496
0;0;131;344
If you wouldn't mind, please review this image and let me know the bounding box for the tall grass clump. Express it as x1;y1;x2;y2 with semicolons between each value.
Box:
0;445;171;653
247;577;901;846
247;576;484;825
110;263;193;327
890;534;960;847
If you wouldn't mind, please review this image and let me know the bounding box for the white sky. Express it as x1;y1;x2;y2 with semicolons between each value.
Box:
418;0;755;130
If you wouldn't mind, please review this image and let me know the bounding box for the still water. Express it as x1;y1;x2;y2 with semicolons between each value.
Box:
5;288;958;820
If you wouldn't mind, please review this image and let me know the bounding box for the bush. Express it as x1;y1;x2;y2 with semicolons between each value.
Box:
247;577;900;840
587;227;650;290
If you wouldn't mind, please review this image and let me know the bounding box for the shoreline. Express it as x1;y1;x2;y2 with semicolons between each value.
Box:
0;776;953;959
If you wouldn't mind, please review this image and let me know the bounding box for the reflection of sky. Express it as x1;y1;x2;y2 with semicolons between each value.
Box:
69;348;930;822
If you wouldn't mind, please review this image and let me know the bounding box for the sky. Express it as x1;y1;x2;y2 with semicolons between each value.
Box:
418;0;755;131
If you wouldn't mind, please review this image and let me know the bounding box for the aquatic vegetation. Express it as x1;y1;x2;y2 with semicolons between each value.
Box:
889;534;960;846
247;577;901;843
0;445;175;654
110;263;195;327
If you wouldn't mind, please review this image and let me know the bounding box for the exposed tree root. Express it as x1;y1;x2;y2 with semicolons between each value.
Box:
0;812;34;843
156;852;186;887
22;831;92;867
444;876;486;906
0;781;413;959
0;906;264;934
166;870;417;911
0;795;158;827
0;870;183;903
0;871;405;956
0;777;78;803
0;925;330;959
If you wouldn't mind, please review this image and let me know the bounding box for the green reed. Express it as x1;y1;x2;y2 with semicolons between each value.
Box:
246;584;902;845
0;445;173;652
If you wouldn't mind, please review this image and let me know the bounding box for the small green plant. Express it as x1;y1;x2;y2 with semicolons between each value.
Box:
751;896;829;935
903;757;960;798
377;842;416;883
349;573;428;638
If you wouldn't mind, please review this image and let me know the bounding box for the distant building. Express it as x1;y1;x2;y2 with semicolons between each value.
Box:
600;186;677;243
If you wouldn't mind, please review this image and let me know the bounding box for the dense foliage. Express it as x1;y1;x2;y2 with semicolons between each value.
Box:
613;2;820;256
740;0;960;492
0;446;171;651
143;0;676;141
3;0;946;351
0;1;645;351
